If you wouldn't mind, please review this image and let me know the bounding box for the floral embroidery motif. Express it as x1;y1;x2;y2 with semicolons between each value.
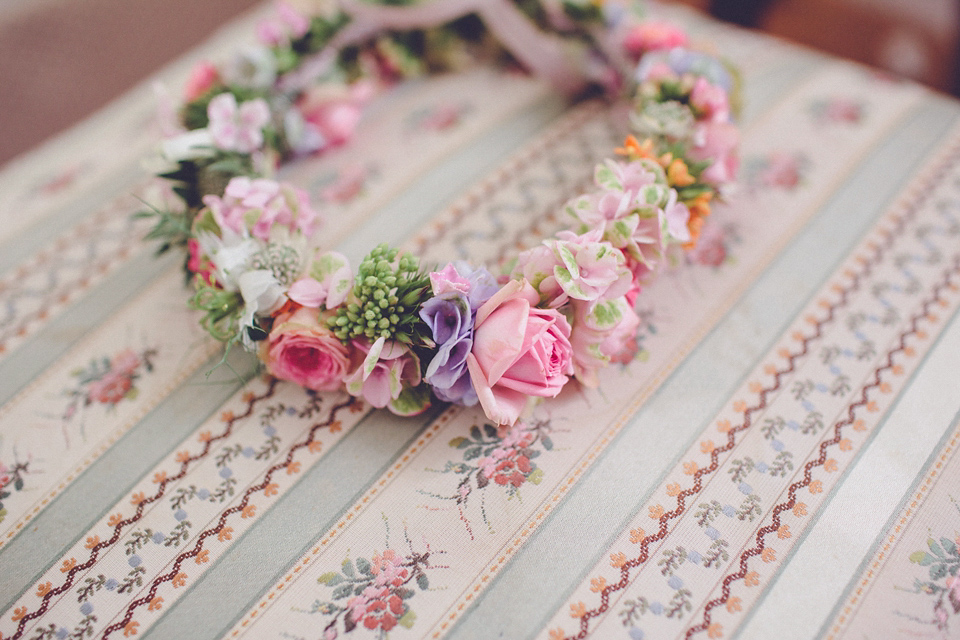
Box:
308;531;441;638
0;459;29;523
902;499;960;634
421;420;553;536
743;151;809;191
405;102;472;134
688;222;741;269
809;97;865;125
62;348;157;424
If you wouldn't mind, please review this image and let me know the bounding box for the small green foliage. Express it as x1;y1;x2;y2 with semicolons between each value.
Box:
189;280;244;344
328;243;430;345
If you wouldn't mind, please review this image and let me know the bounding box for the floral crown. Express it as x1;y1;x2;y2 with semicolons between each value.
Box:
142;0;741;426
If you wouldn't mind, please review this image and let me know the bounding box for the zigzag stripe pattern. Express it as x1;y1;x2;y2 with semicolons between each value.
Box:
9;380;280;639
563;137;960;640
686;253;960;638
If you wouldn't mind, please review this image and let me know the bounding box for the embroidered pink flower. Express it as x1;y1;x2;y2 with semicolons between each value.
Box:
623;21;688;59
691;227;728;267
203;176;320;241
111;349;141;376
262;308;350;392
320;164;368;203
466;280;574;425
371;550;408;588
207;93;271;153
477;423;537;487
344;338;422;412
88;371;133;405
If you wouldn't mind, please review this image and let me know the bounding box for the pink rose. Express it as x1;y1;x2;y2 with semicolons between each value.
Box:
569;297;641;388
184;62;219;101
262;307;349;391
88;371;132;405
466;280;574;425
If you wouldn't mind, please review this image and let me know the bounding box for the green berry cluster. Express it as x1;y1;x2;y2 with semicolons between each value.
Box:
328;244;430;345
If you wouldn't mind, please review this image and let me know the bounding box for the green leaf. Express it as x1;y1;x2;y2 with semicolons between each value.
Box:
341;558;355;578
931;563;948;581
941;537;958;557
528;468;544;485
541;435;554;451
909;550;933;566
483;423;498;440
449;437;467;449
331;583;353;600
398;609;417;629
389;383;432;417
356;557;372;575
464;447;482;461
928;538;945;558
416;573;429;590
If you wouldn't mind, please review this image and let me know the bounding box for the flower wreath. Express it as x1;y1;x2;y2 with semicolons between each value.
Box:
143;0;741;426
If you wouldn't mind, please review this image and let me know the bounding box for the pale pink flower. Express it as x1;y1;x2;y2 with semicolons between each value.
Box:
207;93;271;153
691;121;740;185
569;296;641;387
429;263;472;297
689;76;730;122
203;176;320;241
623;21;688;59
466;280;573;425
256;1;310;46
344;338;422;413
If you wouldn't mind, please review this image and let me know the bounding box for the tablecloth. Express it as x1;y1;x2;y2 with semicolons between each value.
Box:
2;3;960;639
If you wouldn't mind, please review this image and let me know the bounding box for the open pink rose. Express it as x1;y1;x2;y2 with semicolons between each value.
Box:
111;349;141;376
262;307;349;391
623;21;689;60
466;280;573;425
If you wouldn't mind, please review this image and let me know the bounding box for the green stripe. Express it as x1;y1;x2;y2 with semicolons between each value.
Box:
449;95;960;640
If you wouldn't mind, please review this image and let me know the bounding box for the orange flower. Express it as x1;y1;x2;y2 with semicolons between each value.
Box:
667;158;695;187
615;134;655;160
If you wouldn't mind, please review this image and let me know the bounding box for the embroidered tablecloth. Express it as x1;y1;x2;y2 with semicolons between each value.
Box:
3;4;960;639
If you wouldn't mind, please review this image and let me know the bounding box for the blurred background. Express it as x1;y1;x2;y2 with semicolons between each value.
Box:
1;0;958;168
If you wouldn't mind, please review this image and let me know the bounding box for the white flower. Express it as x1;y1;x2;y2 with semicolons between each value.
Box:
159;128;216;163
237;269;287;348
222;46;277;90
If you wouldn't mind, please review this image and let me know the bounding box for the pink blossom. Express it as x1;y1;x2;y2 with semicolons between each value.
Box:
623;22;688;60
111;350;141;376
184;62;219;101
569;297;641;387
371;550;408;588
297;81;375;148
690;76;730;122
429;263;472;297
256;2;310;46
516;230;631;307
207;93;271;154
344;338;422;413
466;280;574;425
0;462;10;489
88;371;132;405
691;121;739;185
261;308;350;392
202;176;320;241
